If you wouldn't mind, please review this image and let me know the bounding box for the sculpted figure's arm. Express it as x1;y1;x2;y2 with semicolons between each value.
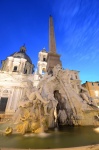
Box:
35;91;49;104
28;92;36;101
29;90;49;104
80;86;90;97
80;86;89;93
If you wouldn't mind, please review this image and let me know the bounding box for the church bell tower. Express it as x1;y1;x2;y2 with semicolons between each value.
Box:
47;15;61;74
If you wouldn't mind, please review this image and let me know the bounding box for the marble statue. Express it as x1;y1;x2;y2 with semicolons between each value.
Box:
3;64;99;135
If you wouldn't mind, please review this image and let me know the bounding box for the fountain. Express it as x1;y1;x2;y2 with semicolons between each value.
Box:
0;16;99;149
0;64;99;149
0;64;98;136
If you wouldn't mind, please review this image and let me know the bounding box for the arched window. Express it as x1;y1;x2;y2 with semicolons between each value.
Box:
43;58;46;62
42;68;46;74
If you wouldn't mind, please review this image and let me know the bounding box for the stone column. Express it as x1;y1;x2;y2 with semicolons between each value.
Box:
20;58;27;73
13;87;22;111
5;88;14;114
7;57;13;72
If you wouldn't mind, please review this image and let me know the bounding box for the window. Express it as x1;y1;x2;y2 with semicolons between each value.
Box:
92;83;94;86
42;70;45;74
75;75;78;79
95;91;98;97
13;66;17;72
43;58;46;62
42;68;46;74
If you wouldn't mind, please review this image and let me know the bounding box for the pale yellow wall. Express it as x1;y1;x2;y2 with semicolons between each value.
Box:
82;82;99;99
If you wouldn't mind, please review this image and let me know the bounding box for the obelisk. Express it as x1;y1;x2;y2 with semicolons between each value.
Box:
49;15;56;53
47;15;61;74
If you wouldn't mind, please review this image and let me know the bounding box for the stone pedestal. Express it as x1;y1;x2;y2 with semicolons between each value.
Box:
47;52;61;74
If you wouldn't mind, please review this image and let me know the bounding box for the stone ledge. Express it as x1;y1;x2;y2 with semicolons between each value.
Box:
0;144;99;150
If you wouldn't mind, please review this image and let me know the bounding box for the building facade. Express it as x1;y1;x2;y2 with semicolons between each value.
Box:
82;81;99;106
0;16;97;118
0;45;45;115
0;16;82;116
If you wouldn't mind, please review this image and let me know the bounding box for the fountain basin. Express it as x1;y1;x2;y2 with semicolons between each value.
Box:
0;124;99;149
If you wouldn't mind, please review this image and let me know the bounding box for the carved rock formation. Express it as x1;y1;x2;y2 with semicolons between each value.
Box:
4;65;99;135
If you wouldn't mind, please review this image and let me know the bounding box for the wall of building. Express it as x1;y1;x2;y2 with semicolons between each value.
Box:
82;82;99;98
82;81;99;106
0;71;36;115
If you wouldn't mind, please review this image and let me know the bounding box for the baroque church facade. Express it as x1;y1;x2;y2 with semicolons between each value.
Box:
0;45;48;115
0;16;80;116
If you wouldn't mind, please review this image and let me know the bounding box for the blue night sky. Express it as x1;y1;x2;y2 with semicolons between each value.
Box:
0;0;99;83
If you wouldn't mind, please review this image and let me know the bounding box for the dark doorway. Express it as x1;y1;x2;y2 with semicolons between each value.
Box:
13;66;17;72
0;97;8;112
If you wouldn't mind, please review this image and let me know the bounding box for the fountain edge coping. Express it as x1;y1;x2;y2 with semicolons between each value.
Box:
0;144;99;150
